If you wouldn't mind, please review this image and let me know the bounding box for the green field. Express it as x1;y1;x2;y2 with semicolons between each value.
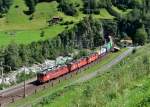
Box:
33;45;150;107
0;25;66;46
8;48;127;107
0;0;129;47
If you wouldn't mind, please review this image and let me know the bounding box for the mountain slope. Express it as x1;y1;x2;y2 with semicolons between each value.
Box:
0;0;118;47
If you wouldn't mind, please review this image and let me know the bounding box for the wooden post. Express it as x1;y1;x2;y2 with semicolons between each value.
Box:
51;82;53;87
35;89;37;94
76;71;78;75
65;76;67;80
12;97;15;103
43;85;46;89
23;66;26;98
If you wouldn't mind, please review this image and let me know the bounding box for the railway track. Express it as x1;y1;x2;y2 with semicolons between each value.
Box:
21;47;134;107
0;52;107;107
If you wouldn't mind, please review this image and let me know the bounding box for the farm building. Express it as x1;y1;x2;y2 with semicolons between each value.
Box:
48;16;62;25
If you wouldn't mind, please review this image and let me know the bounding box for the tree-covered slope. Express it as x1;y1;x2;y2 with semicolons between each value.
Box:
0;0;149;47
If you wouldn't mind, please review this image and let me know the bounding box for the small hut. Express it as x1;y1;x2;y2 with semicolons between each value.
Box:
120;37;133;47
48;16;62;25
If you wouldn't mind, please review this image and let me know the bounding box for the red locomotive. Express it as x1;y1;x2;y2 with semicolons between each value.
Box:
37;45;112;83
37;65;69;83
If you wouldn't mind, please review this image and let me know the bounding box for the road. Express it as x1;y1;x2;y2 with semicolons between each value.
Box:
0;47;134;107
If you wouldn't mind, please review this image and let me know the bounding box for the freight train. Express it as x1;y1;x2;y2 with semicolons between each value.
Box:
37;41;113;83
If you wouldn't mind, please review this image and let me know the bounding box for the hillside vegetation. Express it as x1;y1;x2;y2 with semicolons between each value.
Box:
0;0;149;47
0;0;144;46
33;45;150;107
0;0;113;46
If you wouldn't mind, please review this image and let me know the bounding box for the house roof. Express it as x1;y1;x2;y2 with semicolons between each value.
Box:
120;40;133;44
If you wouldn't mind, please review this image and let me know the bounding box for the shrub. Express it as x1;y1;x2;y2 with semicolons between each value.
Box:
132;48;137;54
58;1;77;16
74;50;89;59
134;26;148;45
60;21;74;25
94;9;100;14
75;3;80;7
143;55;149;65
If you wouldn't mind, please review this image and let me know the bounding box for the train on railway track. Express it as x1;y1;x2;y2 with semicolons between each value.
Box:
37;39;113;83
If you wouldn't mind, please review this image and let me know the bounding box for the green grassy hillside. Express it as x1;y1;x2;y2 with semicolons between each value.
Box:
0;0;128;47
33;45;150;107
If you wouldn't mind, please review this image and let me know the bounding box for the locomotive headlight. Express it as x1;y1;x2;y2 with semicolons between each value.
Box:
47;75;49;78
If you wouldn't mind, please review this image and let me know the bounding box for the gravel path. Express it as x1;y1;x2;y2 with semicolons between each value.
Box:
70;47;134;84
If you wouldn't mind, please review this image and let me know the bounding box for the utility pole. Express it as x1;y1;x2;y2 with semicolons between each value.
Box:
61;0;64;13
23;66;26;98
87;0;91;14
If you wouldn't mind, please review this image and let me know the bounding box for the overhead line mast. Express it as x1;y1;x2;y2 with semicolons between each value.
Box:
0;62;11;90
0;62;4;90
88;0;91;15
23;66;26;98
